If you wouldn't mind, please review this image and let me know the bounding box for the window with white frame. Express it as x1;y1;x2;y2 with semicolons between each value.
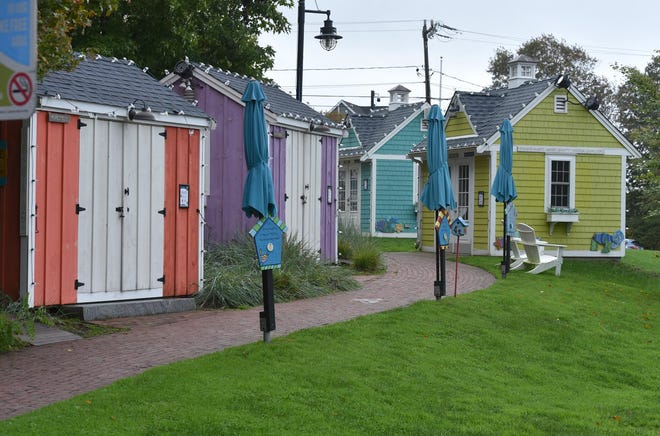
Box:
338;169;346;212
554;95;568;113
545;155;575;210
349;168;359;212
457;164;470;220
521;65;533;77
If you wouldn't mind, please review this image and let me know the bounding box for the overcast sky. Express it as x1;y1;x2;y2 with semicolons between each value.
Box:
258;0;658;112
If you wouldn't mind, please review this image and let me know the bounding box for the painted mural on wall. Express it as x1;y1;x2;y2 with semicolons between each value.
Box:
591;230;624;253
375;217;407;233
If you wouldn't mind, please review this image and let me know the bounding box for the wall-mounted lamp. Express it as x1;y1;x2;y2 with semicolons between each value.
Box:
310;123;330;133
554;74;600;111
272;130;288;139
128;99;156;121
584;95;600;111
173;60;195;79
554;74;571;89
327;185;333;204
362;178;369;191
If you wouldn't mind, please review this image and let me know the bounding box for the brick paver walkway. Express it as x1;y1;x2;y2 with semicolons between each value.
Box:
0;252;495;420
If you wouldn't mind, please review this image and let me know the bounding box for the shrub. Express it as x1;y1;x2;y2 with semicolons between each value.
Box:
199;234;359;308
338;220;384;273
0;293;53;353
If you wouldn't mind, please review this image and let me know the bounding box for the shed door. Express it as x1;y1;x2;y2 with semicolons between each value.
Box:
77;120;165;302
448;158;473;253
285;130;321;253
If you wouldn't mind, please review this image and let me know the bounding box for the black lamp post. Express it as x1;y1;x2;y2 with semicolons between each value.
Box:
295;0;342;101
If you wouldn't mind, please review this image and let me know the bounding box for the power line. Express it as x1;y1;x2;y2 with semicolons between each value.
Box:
272;65;420;72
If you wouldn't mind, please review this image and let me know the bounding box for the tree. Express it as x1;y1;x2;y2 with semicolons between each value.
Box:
614;53;660;249
72;0;293;80
487;34;615;116
37;0;119;78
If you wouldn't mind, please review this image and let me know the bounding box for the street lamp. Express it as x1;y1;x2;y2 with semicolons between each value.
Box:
295;0;342;101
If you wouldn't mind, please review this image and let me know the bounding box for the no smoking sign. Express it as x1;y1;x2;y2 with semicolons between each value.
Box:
8;72;33;106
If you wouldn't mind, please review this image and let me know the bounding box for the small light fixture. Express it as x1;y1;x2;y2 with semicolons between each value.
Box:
327;186;333;204
128;99;156;121
554;74;571;89
315;12;342;51
584;95;600;111
173;60;194;79
310;122;330;133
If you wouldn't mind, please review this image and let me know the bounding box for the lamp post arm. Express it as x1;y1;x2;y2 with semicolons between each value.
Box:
296;0;336;102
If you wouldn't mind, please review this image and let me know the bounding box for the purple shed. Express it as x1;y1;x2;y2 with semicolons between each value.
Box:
161;61;343;262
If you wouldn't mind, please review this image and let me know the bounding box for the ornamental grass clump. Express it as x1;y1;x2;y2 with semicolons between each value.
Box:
338;220;384;273
199;234;358;308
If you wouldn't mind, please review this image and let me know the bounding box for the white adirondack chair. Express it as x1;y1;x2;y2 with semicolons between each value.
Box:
509;237;527;270
516;223;567;276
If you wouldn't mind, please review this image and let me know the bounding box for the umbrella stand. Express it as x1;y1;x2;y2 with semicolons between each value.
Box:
260;269;276;343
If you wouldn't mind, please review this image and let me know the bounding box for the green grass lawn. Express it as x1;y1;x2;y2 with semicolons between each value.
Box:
372;236;419;252
1;252;658;435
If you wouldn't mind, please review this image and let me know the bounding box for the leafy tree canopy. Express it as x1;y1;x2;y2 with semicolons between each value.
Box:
37;0;119;78
71;0;293;80
487;34;614;115
614;53;660;248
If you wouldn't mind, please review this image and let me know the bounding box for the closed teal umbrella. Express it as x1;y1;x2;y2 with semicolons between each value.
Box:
491;119;517;203
420;105;456;211
490;119;517;277
420;104;456;299
242;80;277;219
241;80;277;343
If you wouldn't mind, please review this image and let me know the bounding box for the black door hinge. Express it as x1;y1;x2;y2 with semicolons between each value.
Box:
76;204;86;214
159;130;167;138
77;119;87;129
157;275;165;284
74;279;85;290
158;208;166;216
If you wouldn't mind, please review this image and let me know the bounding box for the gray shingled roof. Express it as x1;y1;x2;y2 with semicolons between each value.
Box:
333;100;387;116
410;78;555;154
339;101;426;158
189;62;340;128
37;55;209;119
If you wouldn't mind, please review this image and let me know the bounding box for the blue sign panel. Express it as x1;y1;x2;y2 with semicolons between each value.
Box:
249;216;288;270
0;1;32;65
1;0;37;120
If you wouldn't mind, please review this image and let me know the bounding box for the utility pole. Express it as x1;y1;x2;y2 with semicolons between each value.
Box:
422;20;440;104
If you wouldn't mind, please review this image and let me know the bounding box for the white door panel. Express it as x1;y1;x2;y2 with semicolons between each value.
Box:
77;120;164;301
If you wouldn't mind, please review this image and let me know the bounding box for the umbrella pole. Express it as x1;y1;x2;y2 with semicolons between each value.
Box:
440;248;446;297
454;235;460;297
501;201;508;278
260;269;276;343
434;210;442;299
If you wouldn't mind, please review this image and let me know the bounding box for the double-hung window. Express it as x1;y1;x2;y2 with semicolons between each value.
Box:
545;155;575;210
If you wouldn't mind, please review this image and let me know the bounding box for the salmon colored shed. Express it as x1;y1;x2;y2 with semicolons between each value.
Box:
0;55;212;308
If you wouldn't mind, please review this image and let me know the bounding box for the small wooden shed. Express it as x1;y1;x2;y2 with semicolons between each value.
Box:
0;55;212;307
161;62;344;262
